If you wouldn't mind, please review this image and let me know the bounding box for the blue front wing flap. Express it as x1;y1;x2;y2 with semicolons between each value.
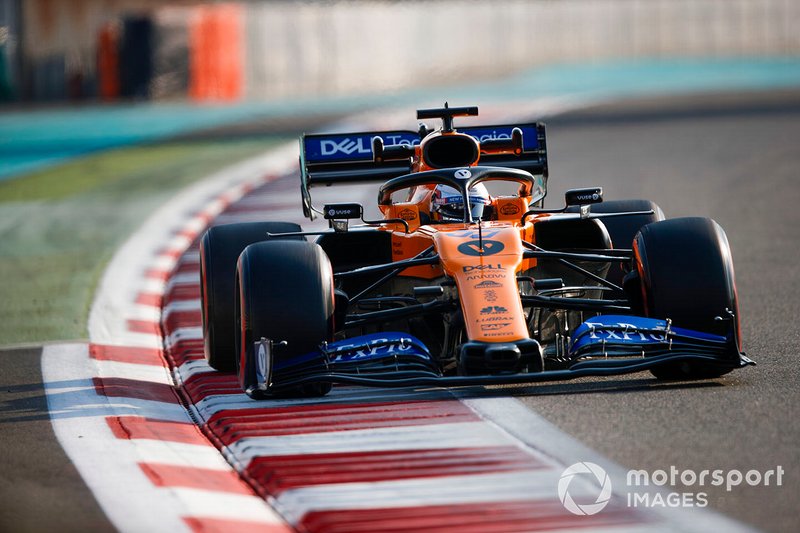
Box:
268;317;752;390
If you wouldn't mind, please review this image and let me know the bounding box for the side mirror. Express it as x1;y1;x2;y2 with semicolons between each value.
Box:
565;187;603;206
323;203;363;232
323;203;363;220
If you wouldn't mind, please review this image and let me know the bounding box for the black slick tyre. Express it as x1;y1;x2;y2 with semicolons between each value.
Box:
570;199;665;289
235;240;334;398
199;221;303;371
633;217;741;379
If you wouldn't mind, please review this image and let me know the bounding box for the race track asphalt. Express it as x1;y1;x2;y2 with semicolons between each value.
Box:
1;88;797;532
0;345;115;532
510;88;800;532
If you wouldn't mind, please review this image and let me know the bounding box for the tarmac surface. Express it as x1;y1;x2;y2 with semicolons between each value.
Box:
513;88;800;532
1;88;798;531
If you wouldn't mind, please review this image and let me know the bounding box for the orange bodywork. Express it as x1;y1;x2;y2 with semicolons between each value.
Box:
383;220;538;343
376;128;542;343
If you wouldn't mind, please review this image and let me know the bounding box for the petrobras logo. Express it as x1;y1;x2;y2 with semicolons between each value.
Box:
320;137;372;156
558;462;613;516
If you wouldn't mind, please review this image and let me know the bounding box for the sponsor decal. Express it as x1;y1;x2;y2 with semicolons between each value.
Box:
330;336;415;361
327;208;358;218
484;289;498;302
466;273;505;281
480;305;508;315
474;280;502;289
460;126;540;152
399;208;417;221
457;239;505;257
454;169;472;179
499;203;520;215
463;264;503;273
584;321;666;342
447;229;501;239
574;193;600;202
383;134;420;148
481;323;510;331
480;316;509;322
321;138;372;156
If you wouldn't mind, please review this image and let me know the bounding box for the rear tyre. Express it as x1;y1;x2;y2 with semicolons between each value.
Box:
200;222;303;371
633;217;741;379
235;240;334;398
570;199;665;289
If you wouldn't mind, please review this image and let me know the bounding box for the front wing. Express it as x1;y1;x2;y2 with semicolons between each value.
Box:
254;317;753;394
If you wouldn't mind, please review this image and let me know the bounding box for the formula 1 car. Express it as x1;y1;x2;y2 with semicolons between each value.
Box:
199;104;753;399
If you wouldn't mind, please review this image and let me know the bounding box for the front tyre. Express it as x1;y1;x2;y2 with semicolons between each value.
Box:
199;221;303;371
235;240;334;398
632;217;742;379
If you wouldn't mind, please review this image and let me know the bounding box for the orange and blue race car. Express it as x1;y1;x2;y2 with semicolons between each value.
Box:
199;104;753;399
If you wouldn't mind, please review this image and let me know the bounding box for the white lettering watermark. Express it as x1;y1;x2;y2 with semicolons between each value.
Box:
558;463;784;513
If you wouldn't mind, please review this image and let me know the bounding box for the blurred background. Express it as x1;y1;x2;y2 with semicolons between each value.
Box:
2;0;800;347
1;0;799;104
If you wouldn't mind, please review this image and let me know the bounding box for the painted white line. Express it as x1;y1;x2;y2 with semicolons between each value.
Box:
175;359;214;382
191;387;456;418
165;327;204;349
132;441;233;471
275;469;594;525
163;299;201;318
95;360;172;383
462;397;757;533
167;487;285;524
125;304;162;323
42;343;190;532
227;421;517;465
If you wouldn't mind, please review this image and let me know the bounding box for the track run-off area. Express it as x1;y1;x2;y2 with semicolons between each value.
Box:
3;88;799;532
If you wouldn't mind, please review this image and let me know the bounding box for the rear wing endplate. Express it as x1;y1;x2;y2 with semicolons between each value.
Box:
300;123;548;219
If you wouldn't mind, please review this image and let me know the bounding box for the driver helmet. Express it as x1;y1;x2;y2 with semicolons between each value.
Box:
431;183;491;222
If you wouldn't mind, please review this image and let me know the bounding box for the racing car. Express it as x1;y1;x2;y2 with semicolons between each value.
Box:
199;104;753;399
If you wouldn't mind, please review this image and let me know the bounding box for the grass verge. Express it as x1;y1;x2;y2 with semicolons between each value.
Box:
0;137;286;345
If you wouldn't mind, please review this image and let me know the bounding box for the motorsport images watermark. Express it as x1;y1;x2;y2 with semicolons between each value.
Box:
558;462;785;515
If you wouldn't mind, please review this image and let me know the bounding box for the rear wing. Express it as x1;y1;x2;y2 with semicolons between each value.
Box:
300;123;548;219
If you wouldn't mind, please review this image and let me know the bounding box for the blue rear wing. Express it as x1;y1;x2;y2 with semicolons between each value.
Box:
300;123;548;219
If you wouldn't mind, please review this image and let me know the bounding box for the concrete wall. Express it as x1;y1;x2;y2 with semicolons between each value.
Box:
7;0;800;102
243;0;800;100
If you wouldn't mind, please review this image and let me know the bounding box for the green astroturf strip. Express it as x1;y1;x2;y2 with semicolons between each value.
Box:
0;138;285;345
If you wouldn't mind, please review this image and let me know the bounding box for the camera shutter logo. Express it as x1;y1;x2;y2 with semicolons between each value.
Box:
558;462;613;516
